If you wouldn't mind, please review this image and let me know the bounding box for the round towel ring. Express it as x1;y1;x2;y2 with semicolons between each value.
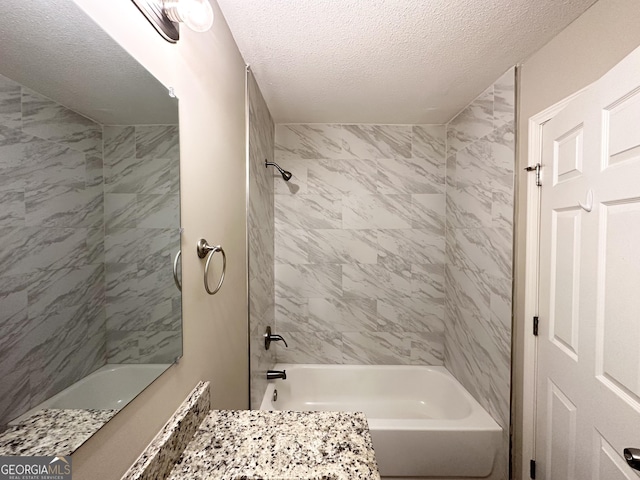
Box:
197;239;226;295
173;249;182;292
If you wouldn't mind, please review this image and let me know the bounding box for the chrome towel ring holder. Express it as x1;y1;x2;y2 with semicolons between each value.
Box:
197;238;226;295
173;249;182;291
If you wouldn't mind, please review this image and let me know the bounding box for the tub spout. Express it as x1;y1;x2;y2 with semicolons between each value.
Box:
267;369;287;380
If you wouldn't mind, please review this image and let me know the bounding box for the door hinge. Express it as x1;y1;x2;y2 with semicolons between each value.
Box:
525;163;542;187
530;459;536;478
533;316;539;336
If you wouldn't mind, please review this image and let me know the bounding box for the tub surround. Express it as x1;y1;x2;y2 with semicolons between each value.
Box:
122;381;380;480
273;123;446;366
247;70;276;409
0;409;117;456
444;67;515;480
168;410;380;480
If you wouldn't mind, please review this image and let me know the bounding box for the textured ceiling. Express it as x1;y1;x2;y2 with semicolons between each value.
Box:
217;0;598;124
0;0;177;125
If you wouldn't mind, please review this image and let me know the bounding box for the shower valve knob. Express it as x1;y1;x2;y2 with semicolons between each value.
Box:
264;326;288;350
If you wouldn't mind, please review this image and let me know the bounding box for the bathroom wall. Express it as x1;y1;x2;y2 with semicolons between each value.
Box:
247;70;276;409
71;0;250;477
273;124;446;364
444;68;515;480
103;124;181;364
0;74;106;427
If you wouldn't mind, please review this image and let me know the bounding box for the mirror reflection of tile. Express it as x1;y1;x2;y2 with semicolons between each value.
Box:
0;72;181;443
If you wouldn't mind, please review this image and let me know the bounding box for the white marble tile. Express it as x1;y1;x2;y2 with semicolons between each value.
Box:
106;298;174;331
105;193;137;230
342;125;411;159
376;295;444;334
444;264;492;321
446;154;456;189
85;155;103;188
275;194;342;230
412;125;446;160
411;263;445;304
272;158;308;195
493;68;515;130
447;87;494;155
137;194;179;229
276;331;343;364
308;158;377;196
342;331;410;364
25;227;93;271
138;330;181;363
27;264;104;320
105;262;138;302
377;156;445;194
275;228;308;265
0;181;25;226
342;263;412;301
0;129;86;189
377;229;444;267
275;124;342;160
408;332;445;365
25;183;101;228
21;89;102;157
411;194;445;233
135;125;179;162
103;126;135;166
307;229;377;264
342;194;412;230
0;227;30;275
275;264;342;299
447;227;512;278
308;295;378;333
29;305;89;405
446;183;493;229
492;174;514;230
0;74;21;129
275;296;309;332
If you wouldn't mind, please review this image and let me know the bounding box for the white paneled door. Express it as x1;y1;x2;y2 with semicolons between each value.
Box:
536;45;640;479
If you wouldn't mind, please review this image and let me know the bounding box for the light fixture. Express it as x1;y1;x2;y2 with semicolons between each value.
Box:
132;0;214;43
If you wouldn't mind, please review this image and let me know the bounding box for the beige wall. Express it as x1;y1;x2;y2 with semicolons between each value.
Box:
69;1;249;479
513;0;640;476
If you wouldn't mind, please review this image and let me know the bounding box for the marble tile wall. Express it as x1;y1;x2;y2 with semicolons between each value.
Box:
273;123;446;364
444;67;515;480
0;74;106;428
103;124;181;364
247;71;276;408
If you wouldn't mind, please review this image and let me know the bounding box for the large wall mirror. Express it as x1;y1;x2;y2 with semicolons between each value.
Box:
0;0;182;455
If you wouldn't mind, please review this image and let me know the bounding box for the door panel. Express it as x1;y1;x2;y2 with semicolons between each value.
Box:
536;44;640;480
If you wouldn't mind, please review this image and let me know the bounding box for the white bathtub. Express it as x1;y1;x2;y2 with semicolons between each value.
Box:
11;363;170;424
259;364;502;478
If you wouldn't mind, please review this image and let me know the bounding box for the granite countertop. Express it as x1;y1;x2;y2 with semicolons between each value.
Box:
0;408;117;456
167;410;381;480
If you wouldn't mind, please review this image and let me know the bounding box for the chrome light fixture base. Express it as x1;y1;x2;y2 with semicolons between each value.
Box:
131;0;179;43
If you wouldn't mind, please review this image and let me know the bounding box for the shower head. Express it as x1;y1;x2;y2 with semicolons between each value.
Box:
265;160;293;182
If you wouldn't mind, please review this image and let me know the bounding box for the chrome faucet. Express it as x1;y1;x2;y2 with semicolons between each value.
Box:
264;326;288;350
267;370;287;380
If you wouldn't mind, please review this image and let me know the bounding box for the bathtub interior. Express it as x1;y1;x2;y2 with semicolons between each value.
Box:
260;364;502;478
10;363;170;425
263;364;480;420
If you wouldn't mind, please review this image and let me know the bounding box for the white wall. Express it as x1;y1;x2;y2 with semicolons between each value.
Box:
69;1;249;479
513;0;640;476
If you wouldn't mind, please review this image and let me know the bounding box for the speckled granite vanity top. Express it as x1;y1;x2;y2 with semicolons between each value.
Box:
0;408;117;456
167;410;380;480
